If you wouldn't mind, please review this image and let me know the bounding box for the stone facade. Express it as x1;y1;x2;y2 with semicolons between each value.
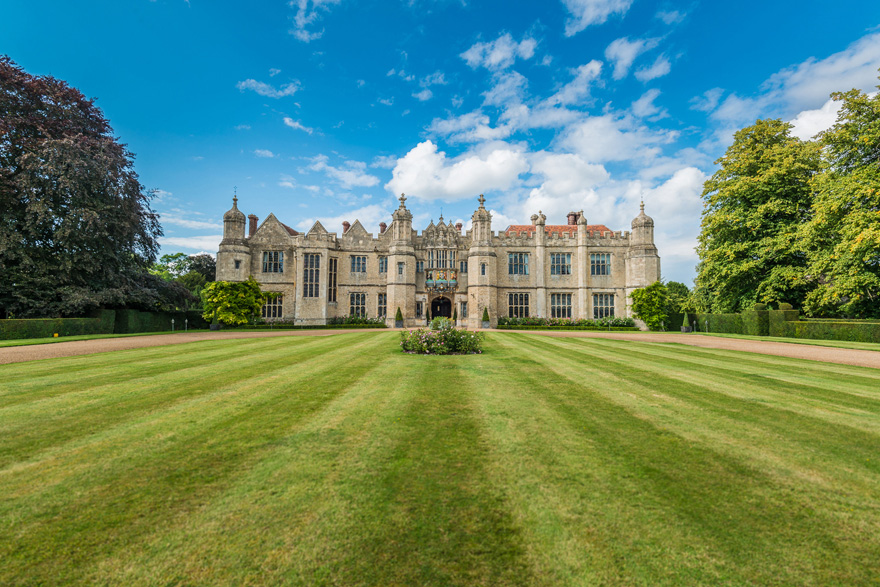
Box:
217;194;661;328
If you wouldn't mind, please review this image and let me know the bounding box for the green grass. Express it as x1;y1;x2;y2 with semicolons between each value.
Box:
686;330;880;352
0;330;211;348
1;331;879;585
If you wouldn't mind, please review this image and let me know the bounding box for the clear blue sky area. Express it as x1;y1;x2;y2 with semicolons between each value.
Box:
4;0;880;284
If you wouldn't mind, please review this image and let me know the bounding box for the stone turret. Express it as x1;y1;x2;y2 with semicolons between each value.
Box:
625;201;661;314
468;194;497;328
387;194;417;327
217;194;252;282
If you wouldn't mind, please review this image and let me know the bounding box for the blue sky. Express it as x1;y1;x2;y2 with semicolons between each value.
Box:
4;0;880;284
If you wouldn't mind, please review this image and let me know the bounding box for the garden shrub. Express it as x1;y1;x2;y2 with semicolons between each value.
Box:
497;316;636;328
400;326;483;354
328;315;387;326
693;312;744;334
777;320;880;343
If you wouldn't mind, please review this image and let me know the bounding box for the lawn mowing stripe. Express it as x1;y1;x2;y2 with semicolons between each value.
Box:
522;333;880;429
513;334;880;488
463;335;734;585
0;333;389;584
0;335;330;407
490;334;880;584
0;336;348;469
87;333;533;586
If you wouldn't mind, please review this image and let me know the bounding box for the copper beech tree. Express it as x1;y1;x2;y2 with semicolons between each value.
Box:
0;56;172;317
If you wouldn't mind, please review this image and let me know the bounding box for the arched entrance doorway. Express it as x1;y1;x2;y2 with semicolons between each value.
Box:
430;296;452;319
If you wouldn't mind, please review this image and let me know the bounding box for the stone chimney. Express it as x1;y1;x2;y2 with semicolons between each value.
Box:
567;211;579;226
379;222;387;234
248;214;258;237
455;222;463;232
342;221;350;233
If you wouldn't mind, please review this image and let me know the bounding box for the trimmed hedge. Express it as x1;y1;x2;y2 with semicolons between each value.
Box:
741;310;769;336
0;310;116;340
769;309;800;336
0;309;210;340
776;320;880;344
693;312;744;334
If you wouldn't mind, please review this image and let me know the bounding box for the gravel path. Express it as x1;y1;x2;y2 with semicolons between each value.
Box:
1;329;878;369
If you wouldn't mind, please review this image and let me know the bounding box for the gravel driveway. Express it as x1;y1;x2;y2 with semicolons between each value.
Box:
1;329;878;369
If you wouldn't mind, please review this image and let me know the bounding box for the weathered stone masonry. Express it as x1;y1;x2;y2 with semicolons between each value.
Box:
217;194;660;328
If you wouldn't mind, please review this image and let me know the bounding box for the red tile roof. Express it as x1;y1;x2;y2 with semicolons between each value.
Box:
281;222;299;236
504;224;612;237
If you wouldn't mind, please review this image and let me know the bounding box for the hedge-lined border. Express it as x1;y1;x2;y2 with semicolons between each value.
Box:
496;325;640;332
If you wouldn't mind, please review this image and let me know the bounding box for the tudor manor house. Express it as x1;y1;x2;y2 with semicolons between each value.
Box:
217;193;660;328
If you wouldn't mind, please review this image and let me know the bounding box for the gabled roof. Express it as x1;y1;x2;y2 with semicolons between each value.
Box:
344;219;369;237
504;224;612;237
306;220;328;236
280;222;299;236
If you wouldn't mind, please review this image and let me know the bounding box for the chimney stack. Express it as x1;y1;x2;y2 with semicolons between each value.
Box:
455;222;463;232
567;211;578;226
248;214;258;237
342;221;350;233
379;222;387;234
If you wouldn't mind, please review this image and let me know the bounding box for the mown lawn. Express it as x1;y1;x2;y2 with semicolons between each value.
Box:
1;331;879;585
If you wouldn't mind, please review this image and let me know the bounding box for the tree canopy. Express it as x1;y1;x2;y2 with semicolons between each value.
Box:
201;277;267;326
0;56;162;317
630;281;669;331
695;119;821;313
801;87;880;318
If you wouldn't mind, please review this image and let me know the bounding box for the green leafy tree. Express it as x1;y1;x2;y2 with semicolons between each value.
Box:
630;281;669;331
665;281;691;314
150;253;190;281
201;277;267;326
801;85;880;318
695;119;821;312
0;56;162;317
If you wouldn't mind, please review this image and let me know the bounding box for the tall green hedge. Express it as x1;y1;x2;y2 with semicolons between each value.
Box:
693;312;744;334
113;310;209;334
776;320;880;344
0;310;116;339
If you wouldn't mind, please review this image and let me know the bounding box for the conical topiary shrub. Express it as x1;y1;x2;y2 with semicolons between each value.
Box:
481;307;490;328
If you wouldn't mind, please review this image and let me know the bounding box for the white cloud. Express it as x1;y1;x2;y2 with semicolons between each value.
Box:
413;89;433;101
789;97;842;140
546;60;602;106
308;155;380;189
517;152;610;220
290;0;341;42
160;235;223;252
150;189;173;203
656;10;685;24
631;88;667;119
159;213;222;230
605;37;660;80
254;149;275;158
634;55;671;82
236;79;300;98
283;117;314;134
386;140;529;201
563;0;634;36
690;88;724;113
295;204;389;233
269;68;281;77
560;114;675;163
371;155;398;169
461;33;537;71
356;79;366;88
234;124;251;131
428;110;512;143
482;71;528;107
421;71;448;86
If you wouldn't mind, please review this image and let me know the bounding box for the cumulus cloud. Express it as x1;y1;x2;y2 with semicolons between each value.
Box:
563;0;634;36
290;0;341;42
254;149;275;158
159;213;222;230
656;9;685;24
386;140;529;201
789;97;842;140
634;55;671;82
605;37;660;80
413;89;433;101
631;88;667;119
308;155;380;189
461;33;537;71
269;68;281;77
690;88;725;113
560;114;676;164
283;117;314;134
236;79;300;98
160;235;223;252
546;60;603;106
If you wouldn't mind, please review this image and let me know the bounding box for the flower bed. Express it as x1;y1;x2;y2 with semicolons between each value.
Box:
497;316;636;328
400;318;483;354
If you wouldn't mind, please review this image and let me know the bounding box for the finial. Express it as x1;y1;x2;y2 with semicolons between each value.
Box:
478;194;485;207
640;200;645;213
233;186;238;206
399;193;407;207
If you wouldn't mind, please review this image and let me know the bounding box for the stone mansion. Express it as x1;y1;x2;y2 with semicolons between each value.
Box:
217;194;660;328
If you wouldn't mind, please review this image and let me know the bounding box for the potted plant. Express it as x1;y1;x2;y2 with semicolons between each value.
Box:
481;307;490;329
394;307;403;328
209;309;221;331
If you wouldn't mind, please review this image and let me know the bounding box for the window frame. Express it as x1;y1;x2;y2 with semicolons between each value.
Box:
327;257;337;303
262;250;284;273
350;255;367;273
550;253;572;275
303;253;320;298
349;292;366;317
261;294;283;319
508;292;530;318
550;293;572;319
508;252;529;275
590;253;611;276
593;293;615;319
